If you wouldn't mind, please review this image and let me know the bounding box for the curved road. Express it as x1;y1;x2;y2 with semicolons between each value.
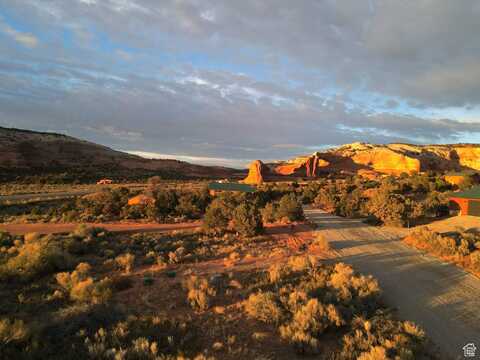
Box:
305;208;480;360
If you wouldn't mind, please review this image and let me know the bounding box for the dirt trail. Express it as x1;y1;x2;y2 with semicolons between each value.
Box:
0;221;201;235
305;208;480;360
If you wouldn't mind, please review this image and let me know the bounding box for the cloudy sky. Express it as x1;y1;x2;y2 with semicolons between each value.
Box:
1;1;480;167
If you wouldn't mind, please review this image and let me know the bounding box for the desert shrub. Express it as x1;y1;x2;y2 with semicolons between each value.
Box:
279;299;343;354
233;203;263;237
115;253;135;274
313;184;340;211
65;225;106;255
183;276;216;311
338;312;427;360
244;292;283;324
0;318;30;359
0;231;13;247
0;318;29;345
329;263;380;305
176;195;202;219
151;189;179;219
267;263;290;284
242;262;391;355
203;198;232;234
312;233;331;251
470;251;480;272
288;255;315;272
81;315;202;359
175;189;211;219
261;202;276;223
367;190;407;227
301;182;322;204
75;188;129;221
56;262;112;304
276;194;304;222
0;234;70;281
23;232;40;243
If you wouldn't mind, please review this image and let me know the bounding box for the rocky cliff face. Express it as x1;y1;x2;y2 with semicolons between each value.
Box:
253;142;480;180
273;153;330;177
328;143;480;175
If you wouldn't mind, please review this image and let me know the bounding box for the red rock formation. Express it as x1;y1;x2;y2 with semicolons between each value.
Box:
274;153;330;177
243;160;268;184
306;153;329;177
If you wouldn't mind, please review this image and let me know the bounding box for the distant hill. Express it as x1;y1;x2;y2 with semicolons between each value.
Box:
0;127;240;181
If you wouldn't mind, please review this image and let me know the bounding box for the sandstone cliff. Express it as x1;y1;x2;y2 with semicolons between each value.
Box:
273;153;329;177
243;160;269;184
259;142;480;179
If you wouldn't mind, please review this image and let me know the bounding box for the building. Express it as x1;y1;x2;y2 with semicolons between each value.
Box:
207;182;256;196
97;179;113;185
449;186;480;216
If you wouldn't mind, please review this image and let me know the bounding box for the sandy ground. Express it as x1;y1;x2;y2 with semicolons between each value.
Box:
305;208;480;360
0;221;201;235
419;215;480;233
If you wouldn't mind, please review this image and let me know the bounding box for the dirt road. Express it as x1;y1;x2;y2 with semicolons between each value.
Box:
0;221;201;235
305;208;480;360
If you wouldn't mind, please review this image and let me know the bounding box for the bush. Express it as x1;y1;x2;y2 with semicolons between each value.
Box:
82;315;201;359
56;263;112;304
471;250;480;268
151;189;178;219
367;190;407;227
233;203;263;237
276;194;304;222
183;276;216;311
279;299;343;354
267;263;290;284
288;255;315;272
338;312;426;360
244;292;283;324
261;202;276;223
0;234;70;281
0;231;13;247
115;253;135;274
312;233;331;251
0;318;29;345
203;198;232;234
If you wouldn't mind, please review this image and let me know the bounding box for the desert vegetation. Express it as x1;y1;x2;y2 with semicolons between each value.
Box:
405;227;480;275
0;220;433;359
296;173;467;227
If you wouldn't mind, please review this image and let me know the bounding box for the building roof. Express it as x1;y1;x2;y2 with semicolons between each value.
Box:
449;185;480;200
208;182;256;192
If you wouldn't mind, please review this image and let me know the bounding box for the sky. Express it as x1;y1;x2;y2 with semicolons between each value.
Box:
1;1;480;168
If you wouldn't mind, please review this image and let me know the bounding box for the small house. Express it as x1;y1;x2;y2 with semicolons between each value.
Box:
449;186;480;216
97;179;113;185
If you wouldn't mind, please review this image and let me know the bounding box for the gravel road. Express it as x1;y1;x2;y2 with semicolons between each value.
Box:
305;208;480;360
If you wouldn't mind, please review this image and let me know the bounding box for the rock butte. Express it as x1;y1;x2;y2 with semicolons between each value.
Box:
243;143;480;183
243;160;268;185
